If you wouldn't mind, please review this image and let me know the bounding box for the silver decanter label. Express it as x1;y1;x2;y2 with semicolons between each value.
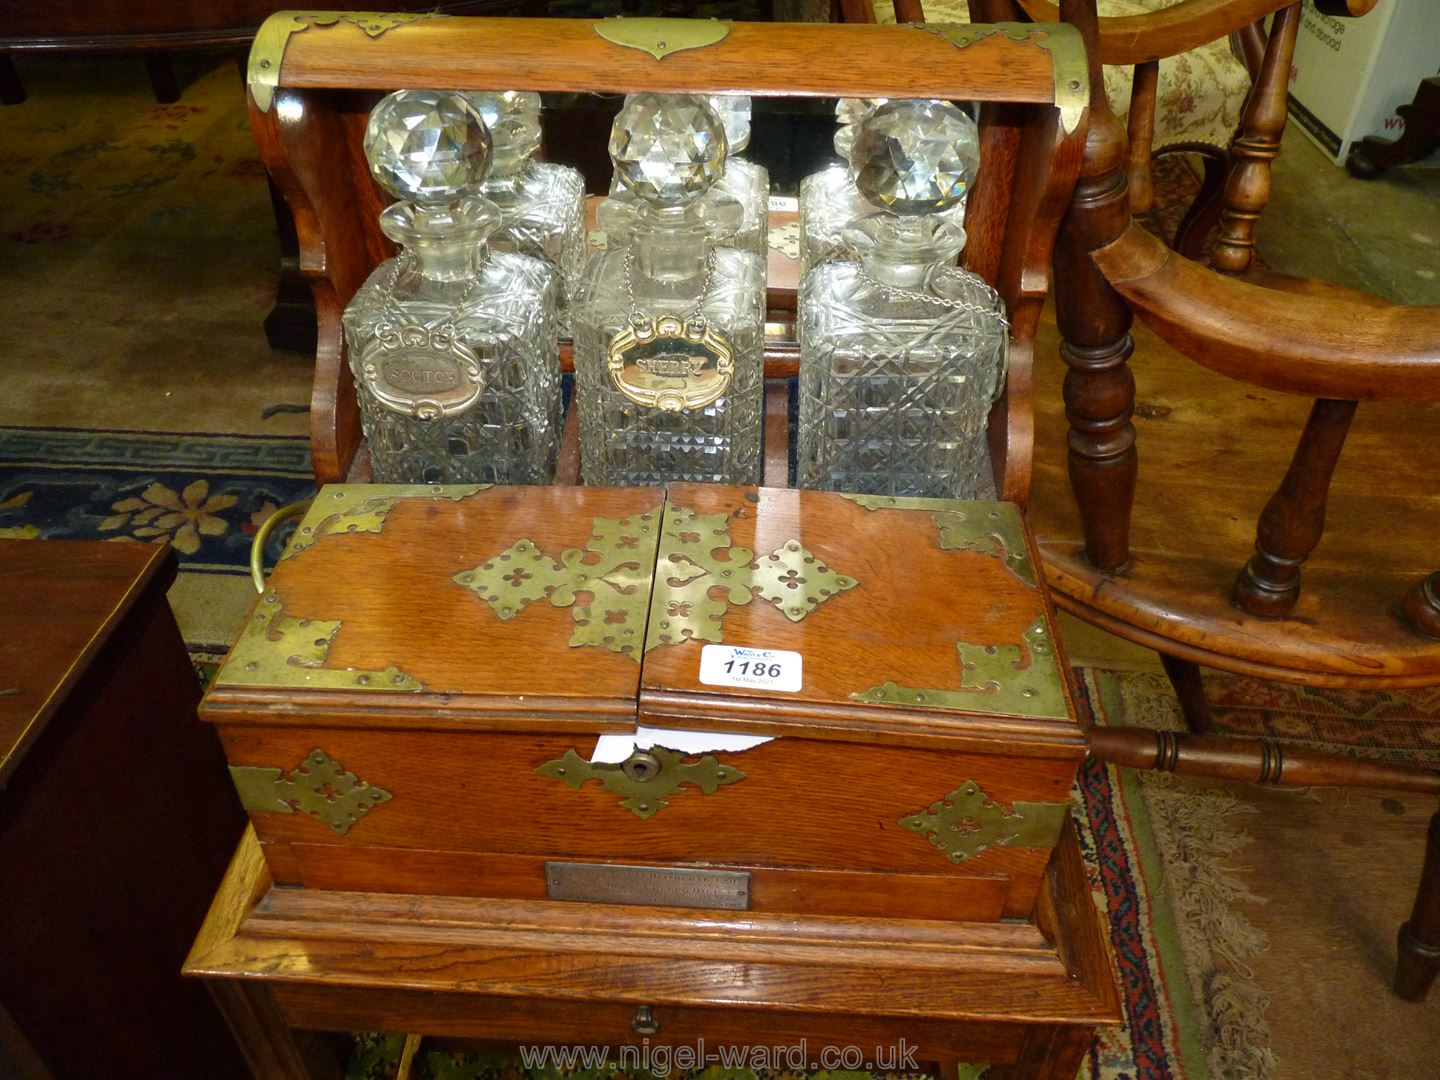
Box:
358;325;484;421
606;314;734;412
545;861;750;910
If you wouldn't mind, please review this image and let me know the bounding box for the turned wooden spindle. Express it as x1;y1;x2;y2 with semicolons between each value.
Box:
1404;572;1440;639
1396;809;1440;1002
1210;2;1301;275
1234;398;1357;617
1088;727;1440;794
1054;0;1138;573
1158;653;1214;733
1125;60;1159;216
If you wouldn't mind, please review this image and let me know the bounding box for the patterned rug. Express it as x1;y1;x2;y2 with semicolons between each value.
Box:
0;424;314;653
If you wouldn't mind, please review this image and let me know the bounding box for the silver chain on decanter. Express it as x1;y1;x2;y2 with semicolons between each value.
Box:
619;247;717;327
857;267;1011;328
372;249;483;341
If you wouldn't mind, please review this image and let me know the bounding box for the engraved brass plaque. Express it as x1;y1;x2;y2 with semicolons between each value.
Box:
607;315;733;412
545;862;750;910
357;325;483;420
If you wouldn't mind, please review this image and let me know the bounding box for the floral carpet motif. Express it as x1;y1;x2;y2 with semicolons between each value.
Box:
0;424;315;649
0;424;312;555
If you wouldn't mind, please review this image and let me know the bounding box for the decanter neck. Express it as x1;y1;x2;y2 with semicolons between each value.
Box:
380;198;497;283
485;151;535;183
400;236;488;283
851;214;965;288
633;203;711;282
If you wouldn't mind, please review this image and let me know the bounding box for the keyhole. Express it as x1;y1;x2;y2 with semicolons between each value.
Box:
621;750;661;783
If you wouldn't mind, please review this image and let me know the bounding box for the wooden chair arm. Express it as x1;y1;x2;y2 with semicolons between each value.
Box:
1091;222;1440;401
1017;0;1305;65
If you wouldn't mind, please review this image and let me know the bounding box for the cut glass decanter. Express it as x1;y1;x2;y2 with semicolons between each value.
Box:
797;99;1007;499
596;94;746;257
799;97;976;274
463;91;586;337
709;94;769;260
342;89;562;485
572;93;765;486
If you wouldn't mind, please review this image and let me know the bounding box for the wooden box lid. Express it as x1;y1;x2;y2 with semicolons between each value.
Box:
204;484;664;732
638;485;1082;755
0;540;176;787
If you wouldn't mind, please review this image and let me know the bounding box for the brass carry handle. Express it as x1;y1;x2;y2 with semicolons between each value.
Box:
248;499;313;593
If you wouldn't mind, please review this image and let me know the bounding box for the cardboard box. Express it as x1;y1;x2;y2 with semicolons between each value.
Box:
1288;0;1440;165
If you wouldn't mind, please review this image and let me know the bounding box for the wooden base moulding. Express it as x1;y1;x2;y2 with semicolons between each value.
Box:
186;822;1121;1080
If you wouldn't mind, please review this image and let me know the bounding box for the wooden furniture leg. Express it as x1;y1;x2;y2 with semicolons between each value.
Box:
986;1025;1094;1080
189;829;347;1079
1054;0;1138;573
1348;76;1440;179
1210;2;1300;275
264;175;320;355
0;53;23;105
1234;398;1357;616
1403;572;1440;639
208;981;344;1080
1125;59;1159;215
1167;144;1228;260
1159;653;1215;733
1396;808;1440;1002
144;51;180;103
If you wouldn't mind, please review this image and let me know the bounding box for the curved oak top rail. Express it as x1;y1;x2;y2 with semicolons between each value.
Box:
244;14;1090;493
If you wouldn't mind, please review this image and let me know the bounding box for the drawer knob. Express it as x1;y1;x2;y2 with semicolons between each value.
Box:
630;1004;660;1035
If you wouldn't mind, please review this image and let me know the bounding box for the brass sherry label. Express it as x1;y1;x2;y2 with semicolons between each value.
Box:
545;861;750;910
358;325;483;420
607;314;733;412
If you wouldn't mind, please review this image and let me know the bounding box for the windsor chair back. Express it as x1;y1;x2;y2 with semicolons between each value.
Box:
1030;0;1440;1002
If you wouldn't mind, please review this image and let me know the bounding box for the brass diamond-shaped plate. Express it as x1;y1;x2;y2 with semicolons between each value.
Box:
898;778;1066;864
751;539;859;622
229;748;393;835
454;509;661;658
646;504;859;649
457;539;571;619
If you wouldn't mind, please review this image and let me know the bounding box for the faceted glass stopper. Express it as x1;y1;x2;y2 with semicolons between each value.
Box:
364;89;492;205
610;93;726;208
708;95;752;155
834;97;887;160
463;91;542;159
851;99;980;216
835;96;887;126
